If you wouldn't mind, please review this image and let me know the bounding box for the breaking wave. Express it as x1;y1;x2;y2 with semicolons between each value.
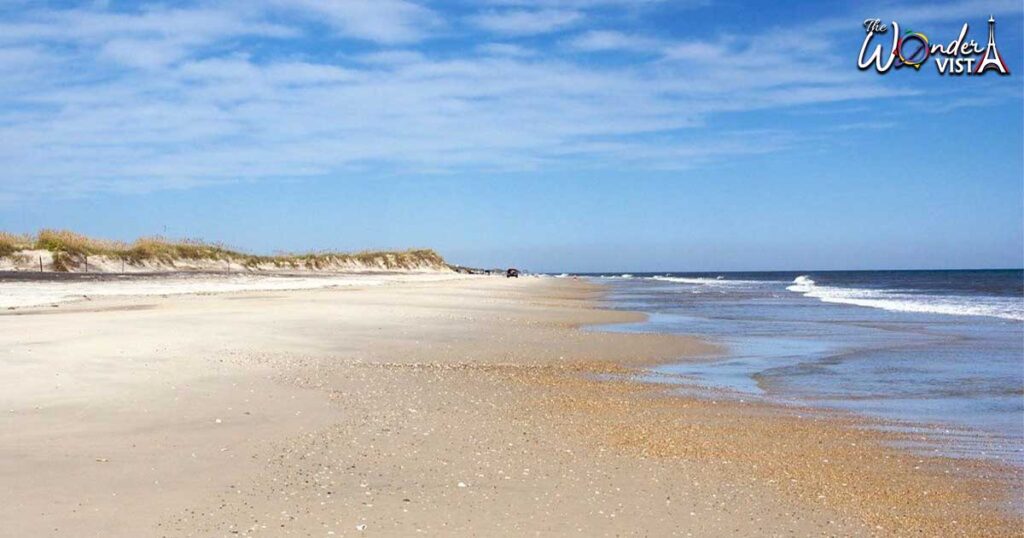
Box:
786;275;816;293
786;275;1023;321
648;275;759;287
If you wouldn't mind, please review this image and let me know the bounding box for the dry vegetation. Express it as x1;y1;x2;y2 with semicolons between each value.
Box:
0;231;31;258
1;229;447;271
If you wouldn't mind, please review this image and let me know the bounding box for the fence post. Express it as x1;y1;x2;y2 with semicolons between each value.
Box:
85;255;88;273
39;256;43;273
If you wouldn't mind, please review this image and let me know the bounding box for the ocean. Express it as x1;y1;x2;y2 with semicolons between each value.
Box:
576;270;1024;465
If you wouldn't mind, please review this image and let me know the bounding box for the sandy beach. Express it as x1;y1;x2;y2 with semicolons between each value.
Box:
1;276;1020;537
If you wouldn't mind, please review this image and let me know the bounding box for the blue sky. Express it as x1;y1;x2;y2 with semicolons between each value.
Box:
0;0;1021;272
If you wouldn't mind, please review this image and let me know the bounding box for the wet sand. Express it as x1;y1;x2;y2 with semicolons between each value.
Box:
0;277;1020;536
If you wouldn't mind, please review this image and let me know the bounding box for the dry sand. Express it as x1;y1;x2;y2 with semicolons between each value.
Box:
0;277;1020;537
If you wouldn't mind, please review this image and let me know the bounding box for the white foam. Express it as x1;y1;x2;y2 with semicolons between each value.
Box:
786;276;1024;321
649;276;758;287
786;275;816;293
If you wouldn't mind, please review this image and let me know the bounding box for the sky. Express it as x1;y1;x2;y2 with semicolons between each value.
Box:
0;0;1021;272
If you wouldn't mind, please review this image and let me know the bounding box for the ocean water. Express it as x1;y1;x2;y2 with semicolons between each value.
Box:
583;270;1024;465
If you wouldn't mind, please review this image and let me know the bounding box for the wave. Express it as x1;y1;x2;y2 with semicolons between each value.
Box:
786;275;816;293
649;275;758;286
786;276;1024;321
650;276;711;284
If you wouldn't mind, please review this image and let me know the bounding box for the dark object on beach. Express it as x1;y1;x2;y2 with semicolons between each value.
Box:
506;268;520;278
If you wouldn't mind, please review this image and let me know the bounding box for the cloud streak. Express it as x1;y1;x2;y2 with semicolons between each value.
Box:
470;9;583;36
0;0;1014;199
270;0;443;44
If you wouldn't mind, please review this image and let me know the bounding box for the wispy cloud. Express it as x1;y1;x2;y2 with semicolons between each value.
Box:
476;42;538;57
482;0;674;7
0;5;295;71
469;9;583;36
0;0;1016;200
269;0;442;44
871;0;1023;23
565;30;661;52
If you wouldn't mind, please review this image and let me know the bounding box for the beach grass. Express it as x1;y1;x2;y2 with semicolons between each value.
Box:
2;229;447;271
0;229;32;257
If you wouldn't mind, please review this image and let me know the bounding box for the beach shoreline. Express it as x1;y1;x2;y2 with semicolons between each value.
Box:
1;276;1020;536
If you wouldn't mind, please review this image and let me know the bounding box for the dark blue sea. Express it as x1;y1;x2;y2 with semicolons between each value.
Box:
569;270;1024;465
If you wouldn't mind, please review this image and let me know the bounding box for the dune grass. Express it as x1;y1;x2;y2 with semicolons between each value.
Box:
1;229;448;271
0;232;32;258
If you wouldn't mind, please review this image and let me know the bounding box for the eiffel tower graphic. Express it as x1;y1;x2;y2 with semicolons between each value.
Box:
974;16;1010;75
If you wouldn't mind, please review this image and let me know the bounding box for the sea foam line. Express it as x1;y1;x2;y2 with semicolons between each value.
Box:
787;275;1024;321
649;275;758;286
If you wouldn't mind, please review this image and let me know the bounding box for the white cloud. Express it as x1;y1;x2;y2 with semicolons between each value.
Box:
262;62;361;85
99;38;187;69
871;0;1023;23
0;45;52;73
0;5;296;71
355;50;428;65
0;0;1005;200
470;9;583;36
481;0;672;7
799;0;1024;35
477;42;537;57
566;30;661;52
273;0;441;44
660;41;724;61
0;6;294;44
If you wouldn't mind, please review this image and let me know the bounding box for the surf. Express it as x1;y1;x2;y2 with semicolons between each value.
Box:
786;275;1023;321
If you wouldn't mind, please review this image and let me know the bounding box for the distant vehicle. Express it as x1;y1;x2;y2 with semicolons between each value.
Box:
506;268;520;278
